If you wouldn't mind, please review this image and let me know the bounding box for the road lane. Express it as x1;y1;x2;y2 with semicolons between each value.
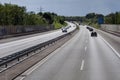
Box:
0;22;73;44
18;25;88;80
0;23;76;58
96;29;120;53
81;32;120;80
17;25;120;80
80;60;85;71
0;30;58;44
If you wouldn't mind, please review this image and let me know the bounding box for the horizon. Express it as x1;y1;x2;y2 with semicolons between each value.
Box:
0;0;120;16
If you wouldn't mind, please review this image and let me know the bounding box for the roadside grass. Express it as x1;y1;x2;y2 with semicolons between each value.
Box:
53;21;67;29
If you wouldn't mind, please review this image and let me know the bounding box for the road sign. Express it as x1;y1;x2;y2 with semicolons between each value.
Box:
98;17;104;24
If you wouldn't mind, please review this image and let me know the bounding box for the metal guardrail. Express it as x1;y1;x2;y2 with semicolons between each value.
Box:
0;28;76;69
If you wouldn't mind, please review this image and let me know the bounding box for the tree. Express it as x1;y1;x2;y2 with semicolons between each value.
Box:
104;12;120;24
42;12;54;24
86;13;96;19
0;3;66;27
0;3;26;25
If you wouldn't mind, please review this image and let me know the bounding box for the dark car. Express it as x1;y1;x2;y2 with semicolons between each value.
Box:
86;27;93;31
86;27;90;29
89;28;93;31
91;32;97;37
62;28;67;32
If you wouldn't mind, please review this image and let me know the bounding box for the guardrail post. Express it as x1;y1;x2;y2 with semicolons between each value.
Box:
0;27;77;73
17;58;20;61
5;64;7;68
27;53;29;56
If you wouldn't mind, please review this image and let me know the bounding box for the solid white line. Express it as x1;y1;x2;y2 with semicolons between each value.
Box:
14;49;58;80
100;35;120;58
15;30;78;80
19;77;25;80
80;60;85;70
26;49;57;75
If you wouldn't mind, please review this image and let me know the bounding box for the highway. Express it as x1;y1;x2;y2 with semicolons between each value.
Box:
20;25;120;80
0;22;76;58
96;29;120;53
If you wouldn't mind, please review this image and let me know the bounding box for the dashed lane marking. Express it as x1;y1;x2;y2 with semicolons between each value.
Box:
80;60;85;71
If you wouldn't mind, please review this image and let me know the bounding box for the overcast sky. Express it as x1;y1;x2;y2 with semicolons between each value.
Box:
0;0;120;16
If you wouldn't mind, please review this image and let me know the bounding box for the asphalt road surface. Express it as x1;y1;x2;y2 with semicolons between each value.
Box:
0;22;76;58
96;29;120;53
21;25;120;80
0;30;58;44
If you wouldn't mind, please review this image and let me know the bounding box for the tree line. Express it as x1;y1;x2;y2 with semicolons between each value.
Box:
85;12;120;24
0;3;66;28
105;12;120;24
65;12;120;25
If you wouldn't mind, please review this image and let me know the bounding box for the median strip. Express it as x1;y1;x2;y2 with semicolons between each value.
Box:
0;26;78;80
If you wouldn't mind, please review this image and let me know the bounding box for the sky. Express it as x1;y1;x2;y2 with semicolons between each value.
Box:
0;0;120;16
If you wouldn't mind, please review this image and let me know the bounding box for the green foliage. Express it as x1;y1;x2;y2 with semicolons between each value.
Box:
85;13;104;19
0;3;26;25
105;12;120;24
65;16;83;21
24;12;47;25
42;12;54;24
38;12;66;29
0;3;66;28
53;21;67;29
86;13;96;19
53;22;63;29
85;13;104;24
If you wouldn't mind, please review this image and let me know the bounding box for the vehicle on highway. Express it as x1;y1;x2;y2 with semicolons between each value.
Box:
91;31;97;37
86;27;93;31
61;28;67;32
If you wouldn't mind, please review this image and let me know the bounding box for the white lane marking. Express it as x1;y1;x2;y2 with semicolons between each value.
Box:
100;35;120;58
0;22;76;58
85;46;87;51
80;60;85;70
19;77;25;80
27;49;57;75
14;48;59;80
15;30;78;80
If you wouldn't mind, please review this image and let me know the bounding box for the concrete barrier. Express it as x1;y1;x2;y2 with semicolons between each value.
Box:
100;24;120;33
0;25;54;39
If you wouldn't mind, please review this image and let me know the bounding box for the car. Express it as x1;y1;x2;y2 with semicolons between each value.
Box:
86;27;93;31
86;27;90;29
61;28;67;32
91;32;97;37
66;26;71;29
88;27;93;31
